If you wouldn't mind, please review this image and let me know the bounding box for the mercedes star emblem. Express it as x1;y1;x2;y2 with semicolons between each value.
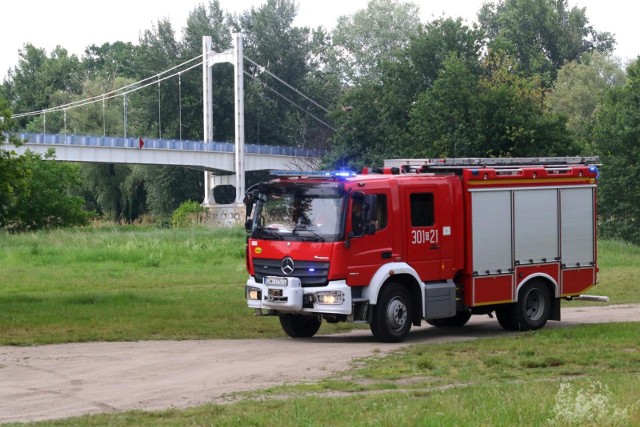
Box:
281;257;295;275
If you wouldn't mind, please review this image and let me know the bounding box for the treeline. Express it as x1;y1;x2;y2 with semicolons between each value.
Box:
0;0;639;244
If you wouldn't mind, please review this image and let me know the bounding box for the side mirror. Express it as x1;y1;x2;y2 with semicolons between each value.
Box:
243;193;254;217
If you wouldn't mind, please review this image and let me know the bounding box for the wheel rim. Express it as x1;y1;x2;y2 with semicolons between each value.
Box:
524;288;545;321
386;296;408;331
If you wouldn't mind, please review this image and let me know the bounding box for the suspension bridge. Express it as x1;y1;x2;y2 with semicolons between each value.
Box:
7;34;327;206
12;132;320;204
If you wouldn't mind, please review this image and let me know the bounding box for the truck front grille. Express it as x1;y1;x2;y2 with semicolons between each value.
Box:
253;258;330;287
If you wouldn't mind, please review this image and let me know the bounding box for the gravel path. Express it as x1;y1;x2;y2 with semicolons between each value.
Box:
1;303;638;424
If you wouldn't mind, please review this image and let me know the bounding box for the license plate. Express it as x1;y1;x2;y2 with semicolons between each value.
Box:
264;276;288;286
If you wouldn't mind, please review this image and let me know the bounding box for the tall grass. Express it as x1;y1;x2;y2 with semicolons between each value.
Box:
596;239;640;303
0;226;356;345
0;227;638;345
0;226;257;344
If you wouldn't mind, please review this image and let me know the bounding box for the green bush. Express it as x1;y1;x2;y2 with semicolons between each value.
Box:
171;201;206;228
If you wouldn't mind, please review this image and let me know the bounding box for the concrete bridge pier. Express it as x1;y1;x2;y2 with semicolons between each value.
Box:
203;171;246;226
203;172;237;205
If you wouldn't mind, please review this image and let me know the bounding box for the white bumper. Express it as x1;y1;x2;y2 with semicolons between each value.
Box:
246;276;352;315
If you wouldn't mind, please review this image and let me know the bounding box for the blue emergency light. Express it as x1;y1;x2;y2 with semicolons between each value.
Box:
270;170;356;178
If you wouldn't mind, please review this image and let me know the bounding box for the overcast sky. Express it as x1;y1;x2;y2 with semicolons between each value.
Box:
1;0;637;81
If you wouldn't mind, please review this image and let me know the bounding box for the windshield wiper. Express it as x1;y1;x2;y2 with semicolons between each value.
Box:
292;225;325;242
255;226;284;240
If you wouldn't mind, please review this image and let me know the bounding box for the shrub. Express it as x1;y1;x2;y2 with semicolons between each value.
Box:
171;201;206;228
548;381;631;426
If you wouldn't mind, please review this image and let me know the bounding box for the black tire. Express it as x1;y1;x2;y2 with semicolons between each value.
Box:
426;310;472;328
370;284;413;343
496;305;518;331
496;281;551;331
279;314;321;338
515;281;551;330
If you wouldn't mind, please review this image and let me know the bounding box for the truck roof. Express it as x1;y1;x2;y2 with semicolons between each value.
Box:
268;156;600;189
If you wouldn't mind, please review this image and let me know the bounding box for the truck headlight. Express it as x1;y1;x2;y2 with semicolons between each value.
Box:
315;291;344;305
246;286;261;300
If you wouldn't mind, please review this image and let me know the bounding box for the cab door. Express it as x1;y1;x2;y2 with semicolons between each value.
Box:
404;187;443;281
345;192;395;286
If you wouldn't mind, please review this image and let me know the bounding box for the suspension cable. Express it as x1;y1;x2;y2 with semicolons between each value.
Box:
244;71;336;132
11;56;203;119
244;56;330;114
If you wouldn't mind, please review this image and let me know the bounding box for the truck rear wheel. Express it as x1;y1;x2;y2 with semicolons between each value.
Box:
370;284;413;343
426;311;472;327
496;281;551;331
516;281;551;330
279;314;321;338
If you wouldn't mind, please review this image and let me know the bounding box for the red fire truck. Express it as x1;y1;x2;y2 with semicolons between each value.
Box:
243;157;602;342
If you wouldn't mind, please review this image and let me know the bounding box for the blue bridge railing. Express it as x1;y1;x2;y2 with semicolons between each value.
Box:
15;133;322;158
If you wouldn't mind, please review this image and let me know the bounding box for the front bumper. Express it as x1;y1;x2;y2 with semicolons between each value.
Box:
246;276;352;315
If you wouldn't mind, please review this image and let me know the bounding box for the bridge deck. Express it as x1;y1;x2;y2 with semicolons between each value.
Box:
11;133;320;172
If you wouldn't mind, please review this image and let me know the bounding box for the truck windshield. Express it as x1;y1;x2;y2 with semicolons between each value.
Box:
250;182;346;242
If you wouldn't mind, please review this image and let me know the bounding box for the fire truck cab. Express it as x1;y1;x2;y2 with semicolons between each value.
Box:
244;157;601;342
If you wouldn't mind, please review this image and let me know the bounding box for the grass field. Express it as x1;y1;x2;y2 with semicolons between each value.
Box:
1;227;639;425
0;227;638;345
0;226;357;345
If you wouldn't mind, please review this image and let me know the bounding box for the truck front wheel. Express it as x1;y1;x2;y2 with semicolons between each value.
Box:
279;314;321;338
370;284;413;343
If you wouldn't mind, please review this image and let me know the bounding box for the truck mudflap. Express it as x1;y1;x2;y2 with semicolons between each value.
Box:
246;277;353;315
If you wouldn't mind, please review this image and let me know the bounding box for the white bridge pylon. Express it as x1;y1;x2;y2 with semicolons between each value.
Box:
202;34;246;205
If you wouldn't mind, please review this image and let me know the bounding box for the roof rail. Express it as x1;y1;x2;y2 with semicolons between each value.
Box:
384;157;600;171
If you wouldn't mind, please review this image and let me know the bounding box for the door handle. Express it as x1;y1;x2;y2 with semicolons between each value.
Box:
381;251;392;259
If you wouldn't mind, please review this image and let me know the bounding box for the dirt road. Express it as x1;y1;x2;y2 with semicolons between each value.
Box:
1;304;639;424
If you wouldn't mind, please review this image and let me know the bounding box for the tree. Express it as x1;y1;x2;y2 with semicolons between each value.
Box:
0;98;29;227
329;18;485;168
591;59;640;245
328;81;405;170
332;0;421;84
476;53;576;156
5;150;88;231
479;0;615;82
402;17;484;93
2;98;88;231
409;53;576;158
4;44;83;126
409;55;483;157
81;163;130;222
143;165;203;218
83;41;139;81
546;52;626;149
